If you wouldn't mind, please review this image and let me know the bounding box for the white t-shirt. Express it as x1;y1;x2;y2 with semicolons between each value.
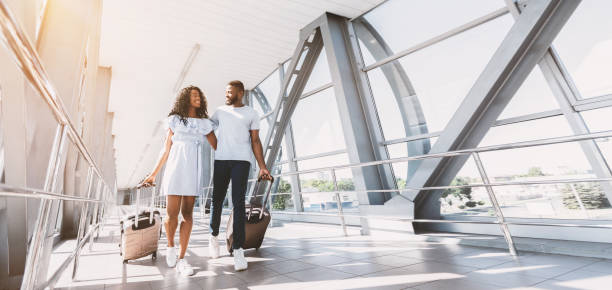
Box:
210;105;260;162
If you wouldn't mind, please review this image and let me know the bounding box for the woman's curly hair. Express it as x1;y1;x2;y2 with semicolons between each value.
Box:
168;86;208;125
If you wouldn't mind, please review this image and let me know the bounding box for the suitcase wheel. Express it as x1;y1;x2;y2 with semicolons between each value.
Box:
152;251;157;260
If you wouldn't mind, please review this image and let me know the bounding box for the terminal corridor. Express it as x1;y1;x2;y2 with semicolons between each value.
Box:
1;0;612;289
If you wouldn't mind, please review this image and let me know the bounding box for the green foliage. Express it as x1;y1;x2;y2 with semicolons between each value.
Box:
301;178;355;192
441;177;485;209
272;194;288;210
562;183;611;210
277;179;292;193
518;166;547;177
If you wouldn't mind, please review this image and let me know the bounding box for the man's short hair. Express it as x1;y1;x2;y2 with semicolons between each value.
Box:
228;80;245;92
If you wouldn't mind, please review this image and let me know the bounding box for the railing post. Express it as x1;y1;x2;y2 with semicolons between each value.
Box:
88;180;103;251
331;169;348;236
72;167;95;279
21;124;67;290
472;152;518;256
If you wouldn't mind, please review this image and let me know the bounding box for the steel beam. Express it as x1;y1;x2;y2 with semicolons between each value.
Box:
406;0;580;226
505;0;612;206
278;64;303;212
320;13;389;207
253;24;324;205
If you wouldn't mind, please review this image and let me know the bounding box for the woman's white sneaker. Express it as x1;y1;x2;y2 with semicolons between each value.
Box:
233;248;247;271
209;235;220;258
176;259;194;276
166;246;177;267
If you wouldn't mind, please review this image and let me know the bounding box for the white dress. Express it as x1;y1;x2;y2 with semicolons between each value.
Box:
161;115;215;196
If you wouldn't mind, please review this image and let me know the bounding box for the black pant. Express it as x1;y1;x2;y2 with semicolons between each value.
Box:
209;160;250;249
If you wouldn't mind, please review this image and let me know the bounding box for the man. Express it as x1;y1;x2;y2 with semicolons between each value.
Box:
208;80;270;271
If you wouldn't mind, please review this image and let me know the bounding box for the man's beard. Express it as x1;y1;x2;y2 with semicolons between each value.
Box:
225;96;237;105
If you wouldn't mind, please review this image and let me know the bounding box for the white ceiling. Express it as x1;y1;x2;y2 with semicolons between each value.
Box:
99;0;384;189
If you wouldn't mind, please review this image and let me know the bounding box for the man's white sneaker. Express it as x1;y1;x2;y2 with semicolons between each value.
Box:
233;248;248;271
176;259;194;276
209;235;220;259
166;246;177;267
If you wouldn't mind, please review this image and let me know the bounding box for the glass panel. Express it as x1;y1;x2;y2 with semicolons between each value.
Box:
581;106;612;167
297;153;349;171
480;116;572;147
480;142;594;192
271;171;294;212
367;14;513;140
252;99;265;117
439;158;490;217
257;68;280;110
303;49;331;93
498;67;560;120
493;181;612;220
291;87;346;157
553;1;612;99
357;0;506;64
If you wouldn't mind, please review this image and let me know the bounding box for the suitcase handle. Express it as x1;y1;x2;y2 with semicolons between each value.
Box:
135;182;157;228
248;176;275;220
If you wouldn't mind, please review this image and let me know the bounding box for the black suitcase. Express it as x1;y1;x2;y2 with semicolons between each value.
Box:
226;176;274;253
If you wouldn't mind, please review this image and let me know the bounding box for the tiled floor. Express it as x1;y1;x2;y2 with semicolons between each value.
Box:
51;215;612;290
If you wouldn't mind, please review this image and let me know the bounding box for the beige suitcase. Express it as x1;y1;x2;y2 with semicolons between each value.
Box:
120;184;162;263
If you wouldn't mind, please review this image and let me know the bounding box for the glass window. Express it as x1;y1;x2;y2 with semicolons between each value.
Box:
480;116;573;147
581;106;612;166
553;1;612;99
257;69;281;109
498;67;560;120
492;181;611;220
291;87;346;157
366;14;514;140
303;49;331;93
357;0;506;64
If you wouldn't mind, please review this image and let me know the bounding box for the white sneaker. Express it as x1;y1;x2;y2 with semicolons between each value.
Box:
166;246;177;267
176;259;194;276
209;235;220;259
233;248;247;271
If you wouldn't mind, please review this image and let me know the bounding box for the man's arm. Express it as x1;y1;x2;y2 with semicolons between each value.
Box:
250;130;270;179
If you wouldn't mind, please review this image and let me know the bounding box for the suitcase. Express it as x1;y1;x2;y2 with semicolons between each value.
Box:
226;176;274;253
119;184;162;263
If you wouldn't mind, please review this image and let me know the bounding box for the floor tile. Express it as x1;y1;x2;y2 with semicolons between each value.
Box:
263;260;317;274
300;254;353;266
326;261;395;275
464;270;549;288
359;254;424;267
284;267;356;282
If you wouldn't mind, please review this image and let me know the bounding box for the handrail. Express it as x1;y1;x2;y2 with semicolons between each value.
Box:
270;211;612;229
197;129;612;251
0;1;110;190
0;185;104;203
201;130;612;191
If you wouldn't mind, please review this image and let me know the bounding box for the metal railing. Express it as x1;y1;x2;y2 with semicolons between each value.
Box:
199;129;612;256
0;1;116;289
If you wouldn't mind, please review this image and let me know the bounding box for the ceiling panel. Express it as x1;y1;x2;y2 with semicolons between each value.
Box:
100;0;384;188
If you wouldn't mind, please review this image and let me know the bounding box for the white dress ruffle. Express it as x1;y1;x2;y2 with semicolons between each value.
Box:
161;115;215;196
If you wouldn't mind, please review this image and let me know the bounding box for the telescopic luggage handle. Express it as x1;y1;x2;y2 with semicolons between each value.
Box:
135;182;156;228
248;175;275;220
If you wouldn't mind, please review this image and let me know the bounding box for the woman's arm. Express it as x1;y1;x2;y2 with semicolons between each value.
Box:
143;129;173;184
206;131;217;150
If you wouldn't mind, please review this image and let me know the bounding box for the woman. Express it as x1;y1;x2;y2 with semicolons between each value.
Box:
143;86;217;276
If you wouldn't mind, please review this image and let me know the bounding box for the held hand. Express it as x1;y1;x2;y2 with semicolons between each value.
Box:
141;175;156;187
258;168;271;180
